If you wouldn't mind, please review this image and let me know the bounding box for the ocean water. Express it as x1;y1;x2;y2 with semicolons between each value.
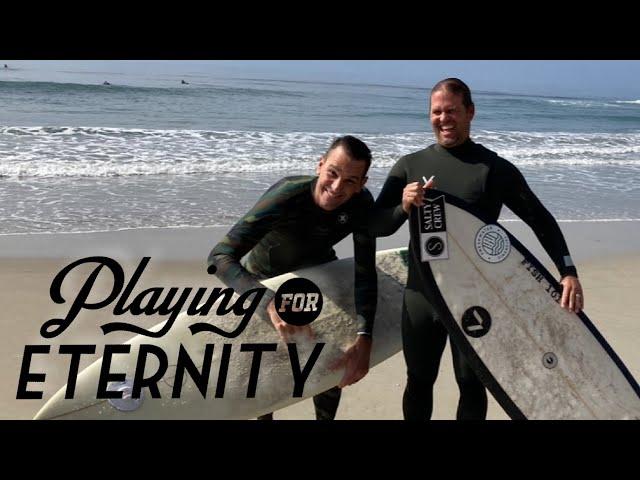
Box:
1;65;639;234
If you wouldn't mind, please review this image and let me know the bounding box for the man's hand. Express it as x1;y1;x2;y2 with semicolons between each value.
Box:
329;335;372;388
402;176;435;214
267;298;314;342
560;275;584;313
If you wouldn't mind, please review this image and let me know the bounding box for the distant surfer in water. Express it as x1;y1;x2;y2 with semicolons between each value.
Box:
208;135;377;420
371;78;584;420
103;81;111;86
181;79;189;85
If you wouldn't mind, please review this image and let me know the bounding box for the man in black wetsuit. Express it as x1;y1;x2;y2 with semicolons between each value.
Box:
208;135;377;420
373;78;584;420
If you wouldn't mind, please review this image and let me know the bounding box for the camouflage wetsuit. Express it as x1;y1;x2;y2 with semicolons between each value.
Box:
372;139;578;420
208;175;377;419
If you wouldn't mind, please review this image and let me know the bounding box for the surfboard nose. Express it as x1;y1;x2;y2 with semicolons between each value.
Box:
33;402;57;420
33;390;105;420
33;379;144;420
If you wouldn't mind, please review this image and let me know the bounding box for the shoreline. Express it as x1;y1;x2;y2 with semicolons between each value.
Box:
1;220;640;265
1;217;639;236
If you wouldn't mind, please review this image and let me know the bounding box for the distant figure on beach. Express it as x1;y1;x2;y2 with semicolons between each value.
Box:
3;64;7;69
371;77;584;421
103;81;111;86
181;79;189;85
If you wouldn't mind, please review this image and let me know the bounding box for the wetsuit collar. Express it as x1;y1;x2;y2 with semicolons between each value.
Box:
435;137;475;155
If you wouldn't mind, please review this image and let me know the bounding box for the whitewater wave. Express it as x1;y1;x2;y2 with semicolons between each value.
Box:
1;126;639;178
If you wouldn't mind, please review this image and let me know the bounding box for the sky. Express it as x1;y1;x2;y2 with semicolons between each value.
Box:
2;60;640;99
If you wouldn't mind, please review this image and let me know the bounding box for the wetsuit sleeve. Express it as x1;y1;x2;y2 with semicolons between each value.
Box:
370;157;409;237
495;161;579;278
207;189;284;295
353;195;378;336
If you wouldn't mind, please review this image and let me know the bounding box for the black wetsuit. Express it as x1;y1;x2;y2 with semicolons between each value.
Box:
209;175;377;420
373;139;577;420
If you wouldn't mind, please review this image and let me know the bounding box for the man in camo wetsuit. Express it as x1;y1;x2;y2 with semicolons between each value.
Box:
208;135;377;420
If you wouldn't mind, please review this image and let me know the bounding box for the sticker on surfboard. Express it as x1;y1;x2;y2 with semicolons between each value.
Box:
474;224;511;263
461;306;492;338
418;195;449;261
107;380;144;412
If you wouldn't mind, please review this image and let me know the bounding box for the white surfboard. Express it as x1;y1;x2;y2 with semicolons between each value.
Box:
33;248;408;420
411;190;640;420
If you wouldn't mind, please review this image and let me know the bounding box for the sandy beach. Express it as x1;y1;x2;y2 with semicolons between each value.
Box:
1;221;639;420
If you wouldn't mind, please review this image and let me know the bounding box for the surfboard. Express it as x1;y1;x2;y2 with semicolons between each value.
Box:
33;248;408;420
411;189;640;419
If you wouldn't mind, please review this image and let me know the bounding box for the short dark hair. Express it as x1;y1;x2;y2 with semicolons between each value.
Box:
325;135;372;173
430;78;474;109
